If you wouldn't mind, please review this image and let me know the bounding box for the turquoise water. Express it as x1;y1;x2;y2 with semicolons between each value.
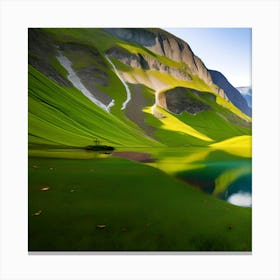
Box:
147;148;252;207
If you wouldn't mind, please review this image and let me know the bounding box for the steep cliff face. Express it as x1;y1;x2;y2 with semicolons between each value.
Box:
151;33;213;86
209;70;252;116
103;28;223;96
106;46;192;81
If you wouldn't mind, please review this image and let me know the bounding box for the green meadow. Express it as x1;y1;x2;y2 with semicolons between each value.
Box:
29;154;251;251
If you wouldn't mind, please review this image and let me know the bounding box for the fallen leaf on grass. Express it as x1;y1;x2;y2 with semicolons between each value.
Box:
33;210;42;216
96;224;106;229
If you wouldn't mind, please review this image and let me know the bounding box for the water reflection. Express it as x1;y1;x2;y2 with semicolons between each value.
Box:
148;148;252;208
227;192;252;207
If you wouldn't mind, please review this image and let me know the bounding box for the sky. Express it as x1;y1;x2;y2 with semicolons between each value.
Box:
164;28;251;87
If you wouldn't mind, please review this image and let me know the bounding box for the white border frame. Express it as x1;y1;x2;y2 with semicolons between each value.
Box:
1;0;279;279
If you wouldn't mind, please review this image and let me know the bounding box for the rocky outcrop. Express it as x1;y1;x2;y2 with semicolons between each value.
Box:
209;70;252;116
29;30;110;91
151;32;213;85
106;46;192;81
59;43;109;87
57;43;113;106
157;87;211;115
28;28;72;87
104;28;219;92
106;47;149;69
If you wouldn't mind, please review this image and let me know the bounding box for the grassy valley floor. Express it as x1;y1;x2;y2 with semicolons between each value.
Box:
28;155;251;251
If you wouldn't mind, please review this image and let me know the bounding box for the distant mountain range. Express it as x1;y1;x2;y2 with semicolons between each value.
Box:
237;87;252;108
28;28;251;148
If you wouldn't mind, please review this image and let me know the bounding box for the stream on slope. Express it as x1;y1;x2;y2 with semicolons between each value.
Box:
57;53;132;112
105;55;132;110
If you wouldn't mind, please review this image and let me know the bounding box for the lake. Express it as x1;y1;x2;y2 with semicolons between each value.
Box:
146;147;252;207
116;147;252;208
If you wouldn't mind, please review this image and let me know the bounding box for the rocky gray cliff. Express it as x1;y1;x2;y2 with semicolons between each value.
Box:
209;70;252;116
106;46;192;81
103;28;226;97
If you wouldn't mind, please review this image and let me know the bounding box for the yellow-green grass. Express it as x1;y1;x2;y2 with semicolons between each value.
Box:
144;106;213;142
210;135;252;158
139;89;250;147
29;156;251;251
216;95;252;122
142;112;211;147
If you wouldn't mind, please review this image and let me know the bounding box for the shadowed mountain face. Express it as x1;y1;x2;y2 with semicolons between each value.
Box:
158;87;211;115
209;70;252;116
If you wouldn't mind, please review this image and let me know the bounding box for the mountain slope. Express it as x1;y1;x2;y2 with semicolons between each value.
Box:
29;66;160;147
209;70;252;116
28;28;252;149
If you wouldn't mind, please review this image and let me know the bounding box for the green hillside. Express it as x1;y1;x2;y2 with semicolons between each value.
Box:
28;28;251;149
29;66;160;148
